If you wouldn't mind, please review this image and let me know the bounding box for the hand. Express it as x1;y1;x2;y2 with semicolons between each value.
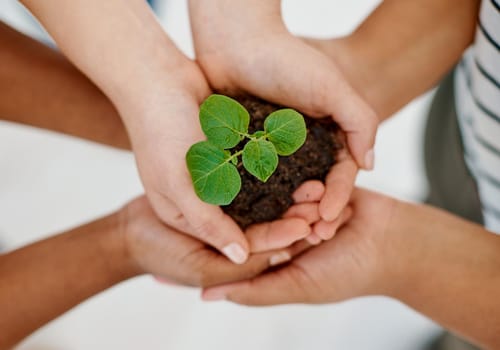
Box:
119;60;315;263
119;61;250;265
189;0;379;222
120;196;311;287
202;189;398;304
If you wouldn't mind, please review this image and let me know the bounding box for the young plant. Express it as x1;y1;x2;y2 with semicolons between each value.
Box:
186;94;307;205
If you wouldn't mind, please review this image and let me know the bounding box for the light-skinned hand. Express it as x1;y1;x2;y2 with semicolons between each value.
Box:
189;0;379;223
121;60;313;264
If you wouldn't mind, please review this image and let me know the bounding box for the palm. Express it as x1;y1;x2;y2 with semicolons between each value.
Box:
292;189;396;302
202;189;397;305
121;62;257;262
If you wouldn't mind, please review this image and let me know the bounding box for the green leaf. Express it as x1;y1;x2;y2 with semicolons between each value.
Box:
186;141;241;205
264;109;307;156
199;94;250;149
242;139;278;182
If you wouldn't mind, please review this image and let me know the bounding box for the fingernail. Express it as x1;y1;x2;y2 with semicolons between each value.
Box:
269;251;291;266
222;243;248;264
203;289;227;301
365;149;375;170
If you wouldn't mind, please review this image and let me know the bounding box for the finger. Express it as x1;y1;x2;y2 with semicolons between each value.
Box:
201;238;313;295
319;153;358;222
176;193;250;265
292;180;325;203
198;239;311;288
283;203;320;224
196;251;286;287
246;218;311;253
313;206;353;240
202;267;306;305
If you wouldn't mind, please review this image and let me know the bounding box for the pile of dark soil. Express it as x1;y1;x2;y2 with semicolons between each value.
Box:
222;96;344;228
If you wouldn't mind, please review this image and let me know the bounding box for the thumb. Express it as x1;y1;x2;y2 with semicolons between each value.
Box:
178;194;250;265
329;91;378;170
321;64;379;170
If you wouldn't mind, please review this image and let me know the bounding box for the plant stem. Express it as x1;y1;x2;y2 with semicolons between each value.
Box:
227;149;244;166
227;131;268;166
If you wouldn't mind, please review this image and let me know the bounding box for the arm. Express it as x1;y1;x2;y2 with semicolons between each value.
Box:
17;0;252;262
0;211;137;349
203;189;500;349
189;0;377;170
308;0;480;120
0;21;130;149
0;19;312;256
389;196;500;348
0;195;302;349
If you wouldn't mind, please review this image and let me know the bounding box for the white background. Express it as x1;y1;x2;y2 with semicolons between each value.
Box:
0;0;439;349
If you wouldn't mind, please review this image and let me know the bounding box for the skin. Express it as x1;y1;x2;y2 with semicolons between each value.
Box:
204;189;500;349
0;8;363;339
305;0;480;121
0;196;317;350
302;0;480;240
17;0;253;264
188;0;378;227
203;0;499;348
0;20;314;255
0;21;330;346
188;0;478;237
3;0;492;346
0;21;129;149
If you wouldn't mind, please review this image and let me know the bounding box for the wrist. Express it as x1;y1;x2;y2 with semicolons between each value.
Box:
109;50;194;111
98;210;144;281
115;59;209;131
189;0;286;55
310;35;385;123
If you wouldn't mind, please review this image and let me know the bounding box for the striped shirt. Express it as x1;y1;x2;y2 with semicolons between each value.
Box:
455;0;500;233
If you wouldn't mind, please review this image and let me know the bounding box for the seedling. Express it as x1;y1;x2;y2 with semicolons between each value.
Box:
186;94;307;205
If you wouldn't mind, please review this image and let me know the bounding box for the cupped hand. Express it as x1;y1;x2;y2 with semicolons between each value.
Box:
119;57;318;263
120;196;313;287
189;0;379;222
202;188;398;304
119;61;249;264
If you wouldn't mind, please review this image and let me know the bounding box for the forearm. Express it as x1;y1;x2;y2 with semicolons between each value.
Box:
387;202;500;348
0;211;140;349
189;0;281;34
0;22;130;149
19;0;191;115
323;0;480;120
